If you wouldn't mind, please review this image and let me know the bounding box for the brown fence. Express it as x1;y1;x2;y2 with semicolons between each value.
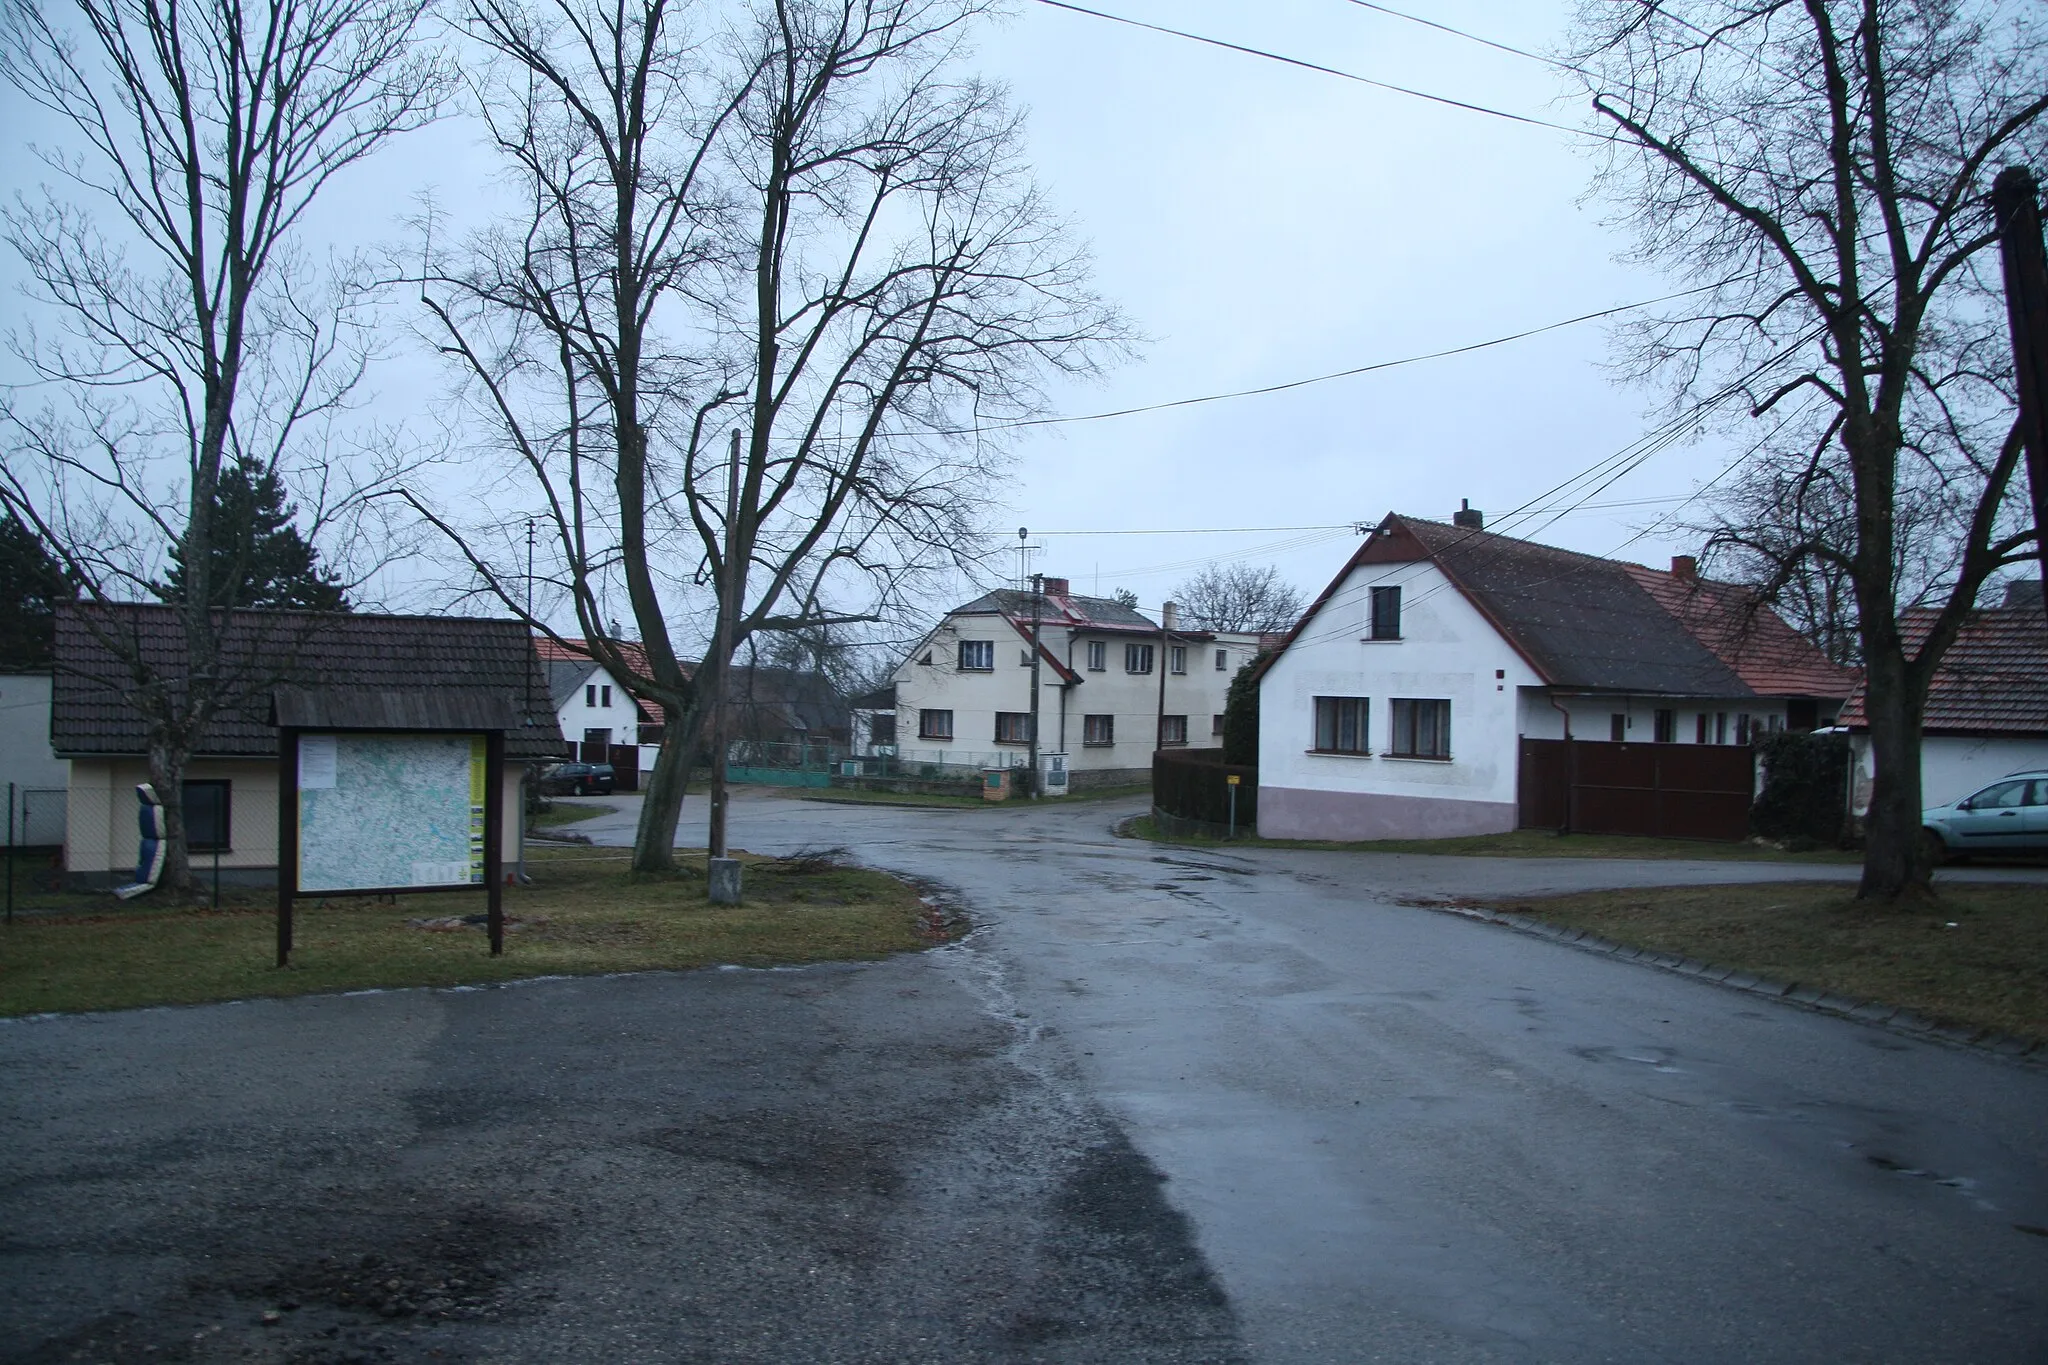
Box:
1152;748;1257;835
1518;738;1755;842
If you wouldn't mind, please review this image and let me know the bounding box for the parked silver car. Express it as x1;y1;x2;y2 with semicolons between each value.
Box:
1920;770;2048;862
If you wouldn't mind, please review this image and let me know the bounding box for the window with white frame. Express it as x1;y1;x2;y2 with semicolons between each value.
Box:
958;640;994;671
1211;713;1225;736
1313;696;1369;754
1083;714;1114;746
1020;649;1032;667
1389;698;1451;758
1086;640;1106;671
1214;648;1228;671
1158;714;1188;746
1125;642;1154;674
919;708;954;740
585;683;598;707
995;711;1034;743
1169;645;1186;674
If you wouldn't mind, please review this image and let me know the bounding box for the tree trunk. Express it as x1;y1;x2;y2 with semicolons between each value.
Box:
146;738;192;896
632;704;702;874
1855;645;1931;900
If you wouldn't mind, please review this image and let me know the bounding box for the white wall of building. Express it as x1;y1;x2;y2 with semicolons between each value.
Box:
892;612;1258;781
555;665;651;770
0;673;66;789
1259;560;1543;839
1850;733;2048;814
1518;690;1788;746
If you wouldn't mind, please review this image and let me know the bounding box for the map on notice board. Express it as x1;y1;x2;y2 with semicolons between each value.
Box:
297;733;486;893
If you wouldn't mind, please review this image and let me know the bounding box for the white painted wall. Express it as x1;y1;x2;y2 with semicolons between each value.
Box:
891;612;1257;776
0;673;66;791
555;664;652;771
1259;561;1542;826
1521;690;1788;746
1849;733;2048;814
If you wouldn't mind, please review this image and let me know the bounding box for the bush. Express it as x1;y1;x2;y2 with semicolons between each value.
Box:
1221;653;1268;767
1751;730;1852;846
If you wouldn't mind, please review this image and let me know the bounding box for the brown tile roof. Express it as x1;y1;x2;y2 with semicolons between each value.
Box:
1837;607;2048;734
53;603;569;761
1255;513;1857;699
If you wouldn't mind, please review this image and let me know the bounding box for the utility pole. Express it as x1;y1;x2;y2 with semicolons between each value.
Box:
1155;600;1172;751
1027;572;1044;797
707;429;742;887
1993;165;2048;622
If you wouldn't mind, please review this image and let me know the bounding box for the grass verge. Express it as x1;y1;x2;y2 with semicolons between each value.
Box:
0;845;952;1017
1124;815;1856;863
529;801;612;827
1465;882;2048;1044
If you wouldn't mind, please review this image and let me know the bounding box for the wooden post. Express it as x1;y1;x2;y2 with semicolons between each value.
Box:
485;730;505;956
1993;165;2048;620
276;729;298;967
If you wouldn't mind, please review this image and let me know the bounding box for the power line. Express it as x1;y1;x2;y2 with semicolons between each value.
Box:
1030;0;1604;141
1336;1;1565;71
948;283;1724;435
1034;523;1355;536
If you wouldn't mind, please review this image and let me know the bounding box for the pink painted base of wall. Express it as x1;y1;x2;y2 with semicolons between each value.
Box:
1259;786;1516;841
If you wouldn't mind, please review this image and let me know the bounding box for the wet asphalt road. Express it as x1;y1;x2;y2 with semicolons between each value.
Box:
5;790;2047;1363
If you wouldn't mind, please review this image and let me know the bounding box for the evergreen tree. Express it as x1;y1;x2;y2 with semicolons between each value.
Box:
159;458;349;611
0;512;77;666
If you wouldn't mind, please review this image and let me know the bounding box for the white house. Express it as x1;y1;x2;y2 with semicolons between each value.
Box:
1840;585;2048;811
1255;509;1859;840
537;637;660;777
891;578;1264;791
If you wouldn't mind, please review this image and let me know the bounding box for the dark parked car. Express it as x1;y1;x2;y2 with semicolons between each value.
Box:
540;762;615;796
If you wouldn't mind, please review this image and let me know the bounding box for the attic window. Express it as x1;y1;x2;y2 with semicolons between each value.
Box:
958;640;994;671
1369;586;1401;640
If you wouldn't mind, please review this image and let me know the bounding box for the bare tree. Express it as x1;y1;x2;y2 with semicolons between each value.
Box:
417;0;1126;871
1572;0;2046;900
1170;562;1306;633
0;0;449;892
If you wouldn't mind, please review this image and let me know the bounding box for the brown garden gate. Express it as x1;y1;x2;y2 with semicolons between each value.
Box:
1517;738;1755;841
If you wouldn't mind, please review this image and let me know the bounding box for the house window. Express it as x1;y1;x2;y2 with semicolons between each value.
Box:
1313;696;1369;754
1767;714;1785;733
1158;714;1188;746
601;684;612;708
1214;648;1228;671
1716;712;1728;744
585;684;597;707
1610;713;1626;742
1169;645;1186;674
1653;709;1676;744
920;650;933;666
1212;713;1225;736
919;708;954;740
183;780;230;852
1369;585;1402;640
1696;714;1709;744
1125;642;1154;674
1086;640;1106;671
1389;698;1451;758
870;715;896;745
995;711;1034;743
958;640;993;671
1736;713;1752;743
1083;714;1114;746
1020;649;1033;667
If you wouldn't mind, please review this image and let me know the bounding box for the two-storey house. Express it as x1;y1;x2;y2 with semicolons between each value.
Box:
892;578;1265;791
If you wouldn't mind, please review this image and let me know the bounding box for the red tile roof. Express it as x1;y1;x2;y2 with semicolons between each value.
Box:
1837;607;2048;733
533;635;671;682
1622;565;1860;699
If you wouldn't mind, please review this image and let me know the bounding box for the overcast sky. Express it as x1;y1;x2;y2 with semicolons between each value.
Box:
3;0;1745;624
957;0;1733;613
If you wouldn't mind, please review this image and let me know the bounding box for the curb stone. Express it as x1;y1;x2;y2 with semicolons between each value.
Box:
1430;902;2044;1066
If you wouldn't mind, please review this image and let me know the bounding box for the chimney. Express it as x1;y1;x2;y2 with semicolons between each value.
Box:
1452;499;1483;530
1161;600;1178;631
1671;554;1698;581
1043;577;1069;597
